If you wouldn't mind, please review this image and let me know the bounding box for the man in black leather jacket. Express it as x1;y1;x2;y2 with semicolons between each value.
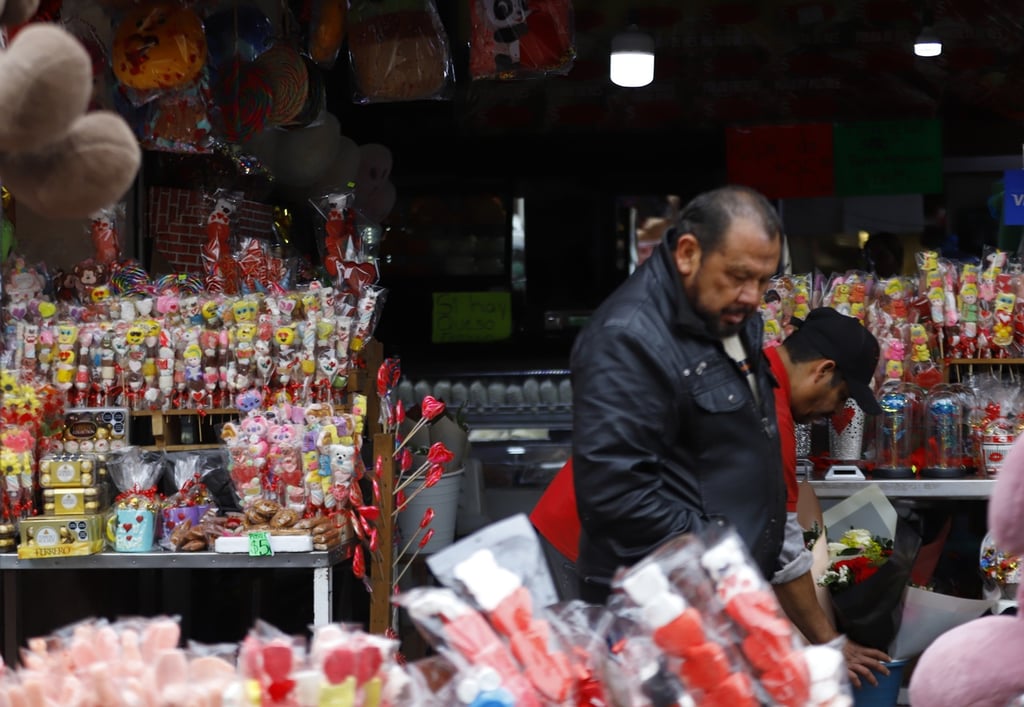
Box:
573;185;786;603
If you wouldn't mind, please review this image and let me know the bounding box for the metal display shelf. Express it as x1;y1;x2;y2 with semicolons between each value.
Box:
809;477;995;499
1;547;347;666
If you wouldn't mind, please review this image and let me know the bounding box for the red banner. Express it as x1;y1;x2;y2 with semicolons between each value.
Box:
725;123;835;199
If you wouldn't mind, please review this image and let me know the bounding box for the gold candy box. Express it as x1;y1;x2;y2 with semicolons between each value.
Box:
18;514;105;558
38;453;106;488
42;484;111;515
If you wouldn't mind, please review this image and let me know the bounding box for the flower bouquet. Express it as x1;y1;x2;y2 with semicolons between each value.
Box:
817;528;894;593
819;484;922;651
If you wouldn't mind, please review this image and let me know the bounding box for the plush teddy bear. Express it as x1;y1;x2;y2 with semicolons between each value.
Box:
0;0;140;219
908;439;1024;706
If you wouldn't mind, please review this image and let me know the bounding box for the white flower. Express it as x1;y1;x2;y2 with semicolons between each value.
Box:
842;528;872;548
827;542;850;559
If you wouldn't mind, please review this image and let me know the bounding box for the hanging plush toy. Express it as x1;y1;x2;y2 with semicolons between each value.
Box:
908;436;1024;706
0;0;141;218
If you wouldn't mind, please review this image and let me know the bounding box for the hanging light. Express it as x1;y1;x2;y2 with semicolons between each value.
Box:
914;25;942;57
610;25;655;87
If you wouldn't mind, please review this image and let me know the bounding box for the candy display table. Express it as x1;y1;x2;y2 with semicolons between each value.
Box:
0;545;348;666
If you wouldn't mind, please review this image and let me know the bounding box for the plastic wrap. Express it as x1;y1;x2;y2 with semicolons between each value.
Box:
469;0;576;80
346;0;454;103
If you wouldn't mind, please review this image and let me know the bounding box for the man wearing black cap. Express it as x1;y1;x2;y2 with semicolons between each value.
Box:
765;307;890;687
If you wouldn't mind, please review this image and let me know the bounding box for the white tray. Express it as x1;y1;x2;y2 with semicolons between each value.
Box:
214;535;313;553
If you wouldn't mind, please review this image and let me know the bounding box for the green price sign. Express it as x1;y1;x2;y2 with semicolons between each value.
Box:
432;292;512;343
248;531;273;557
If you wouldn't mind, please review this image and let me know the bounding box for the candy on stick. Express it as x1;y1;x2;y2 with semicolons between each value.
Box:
993;278;1016;351
308;623;418;706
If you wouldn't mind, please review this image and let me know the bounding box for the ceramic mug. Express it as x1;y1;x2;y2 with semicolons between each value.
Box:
106;507;156;552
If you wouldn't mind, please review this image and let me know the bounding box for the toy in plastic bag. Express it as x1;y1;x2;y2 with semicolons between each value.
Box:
469;0;576;80
346;0;455;103
201;191;242;295
88;203;125;266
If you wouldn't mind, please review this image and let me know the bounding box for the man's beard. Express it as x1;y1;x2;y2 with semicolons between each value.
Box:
699;306;754;337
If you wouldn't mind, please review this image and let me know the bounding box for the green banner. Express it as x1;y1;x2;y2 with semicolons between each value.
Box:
834;120;943;196
432;292;512;343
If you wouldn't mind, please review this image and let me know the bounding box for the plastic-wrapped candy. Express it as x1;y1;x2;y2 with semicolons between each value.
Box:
396;586;545;707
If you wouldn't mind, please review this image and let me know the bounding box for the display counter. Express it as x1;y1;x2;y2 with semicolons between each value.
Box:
809;477;994;499
1;546;347;666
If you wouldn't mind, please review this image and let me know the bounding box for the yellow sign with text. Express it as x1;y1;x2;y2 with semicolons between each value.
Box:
432;292;512;343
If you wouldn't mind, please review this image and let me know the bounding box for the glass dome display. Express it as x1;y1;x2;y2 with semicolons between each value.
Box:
922;384;966;478
874;381;924;479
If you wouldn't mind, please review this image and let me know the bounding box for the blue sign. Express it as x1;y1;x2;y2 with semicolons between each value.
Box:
1003;170;1024;225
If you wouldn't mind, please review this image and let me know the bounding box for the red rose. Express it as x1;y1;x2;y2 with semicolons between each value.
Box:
835;555;879;584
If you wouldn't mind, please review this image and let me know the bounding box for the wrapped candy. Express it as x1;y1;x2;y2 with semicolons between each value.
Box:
89;203;125;267
201;192;242;295
351;285;386;352
699;526;813;707
0;424;35;520
307;623;418;706
396;587;545;707
611;533;762;707
312;189;357;281
266;420;305;511
159;454;215;549
451;548;576;703
221;413;271;508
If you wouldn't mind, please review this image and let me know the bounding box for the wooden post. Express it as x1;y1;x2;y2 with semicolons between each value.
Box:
364;339;383;438
368;432;395;634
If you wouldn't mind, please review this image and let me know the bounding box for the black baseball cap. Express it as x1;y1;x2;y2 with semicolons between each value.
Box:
788;308;883;415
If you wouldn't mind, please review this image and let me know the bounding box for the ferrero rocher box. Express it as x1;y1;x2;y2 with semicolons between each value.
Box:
18;514;105;558
41;484;110;515
38;453;101;488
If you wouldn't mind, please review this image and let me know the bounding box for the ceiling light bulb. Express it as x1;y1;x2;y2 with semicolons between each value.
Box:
610;26;655;88
914;27;942;57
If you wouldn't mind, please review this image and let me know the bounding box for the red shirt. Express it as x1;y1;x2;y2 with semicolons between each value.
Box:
529;457;580;561
765;345;799;512
531;347;799;561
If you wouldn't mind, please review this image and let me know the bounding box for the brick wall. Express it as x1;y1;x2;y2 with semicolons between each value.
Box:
147;187;274;275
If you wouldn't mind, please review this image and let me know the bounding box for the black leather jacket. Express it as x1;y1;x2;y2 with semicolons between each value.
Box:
572;235;785;591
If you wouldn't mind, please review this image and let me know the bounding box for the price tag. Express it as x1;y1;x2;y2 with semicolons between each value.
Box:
248;531;273;557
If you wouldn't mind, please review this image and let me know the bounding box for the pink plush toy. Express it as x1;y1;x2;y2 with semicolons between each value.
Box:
909;439;1024;706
